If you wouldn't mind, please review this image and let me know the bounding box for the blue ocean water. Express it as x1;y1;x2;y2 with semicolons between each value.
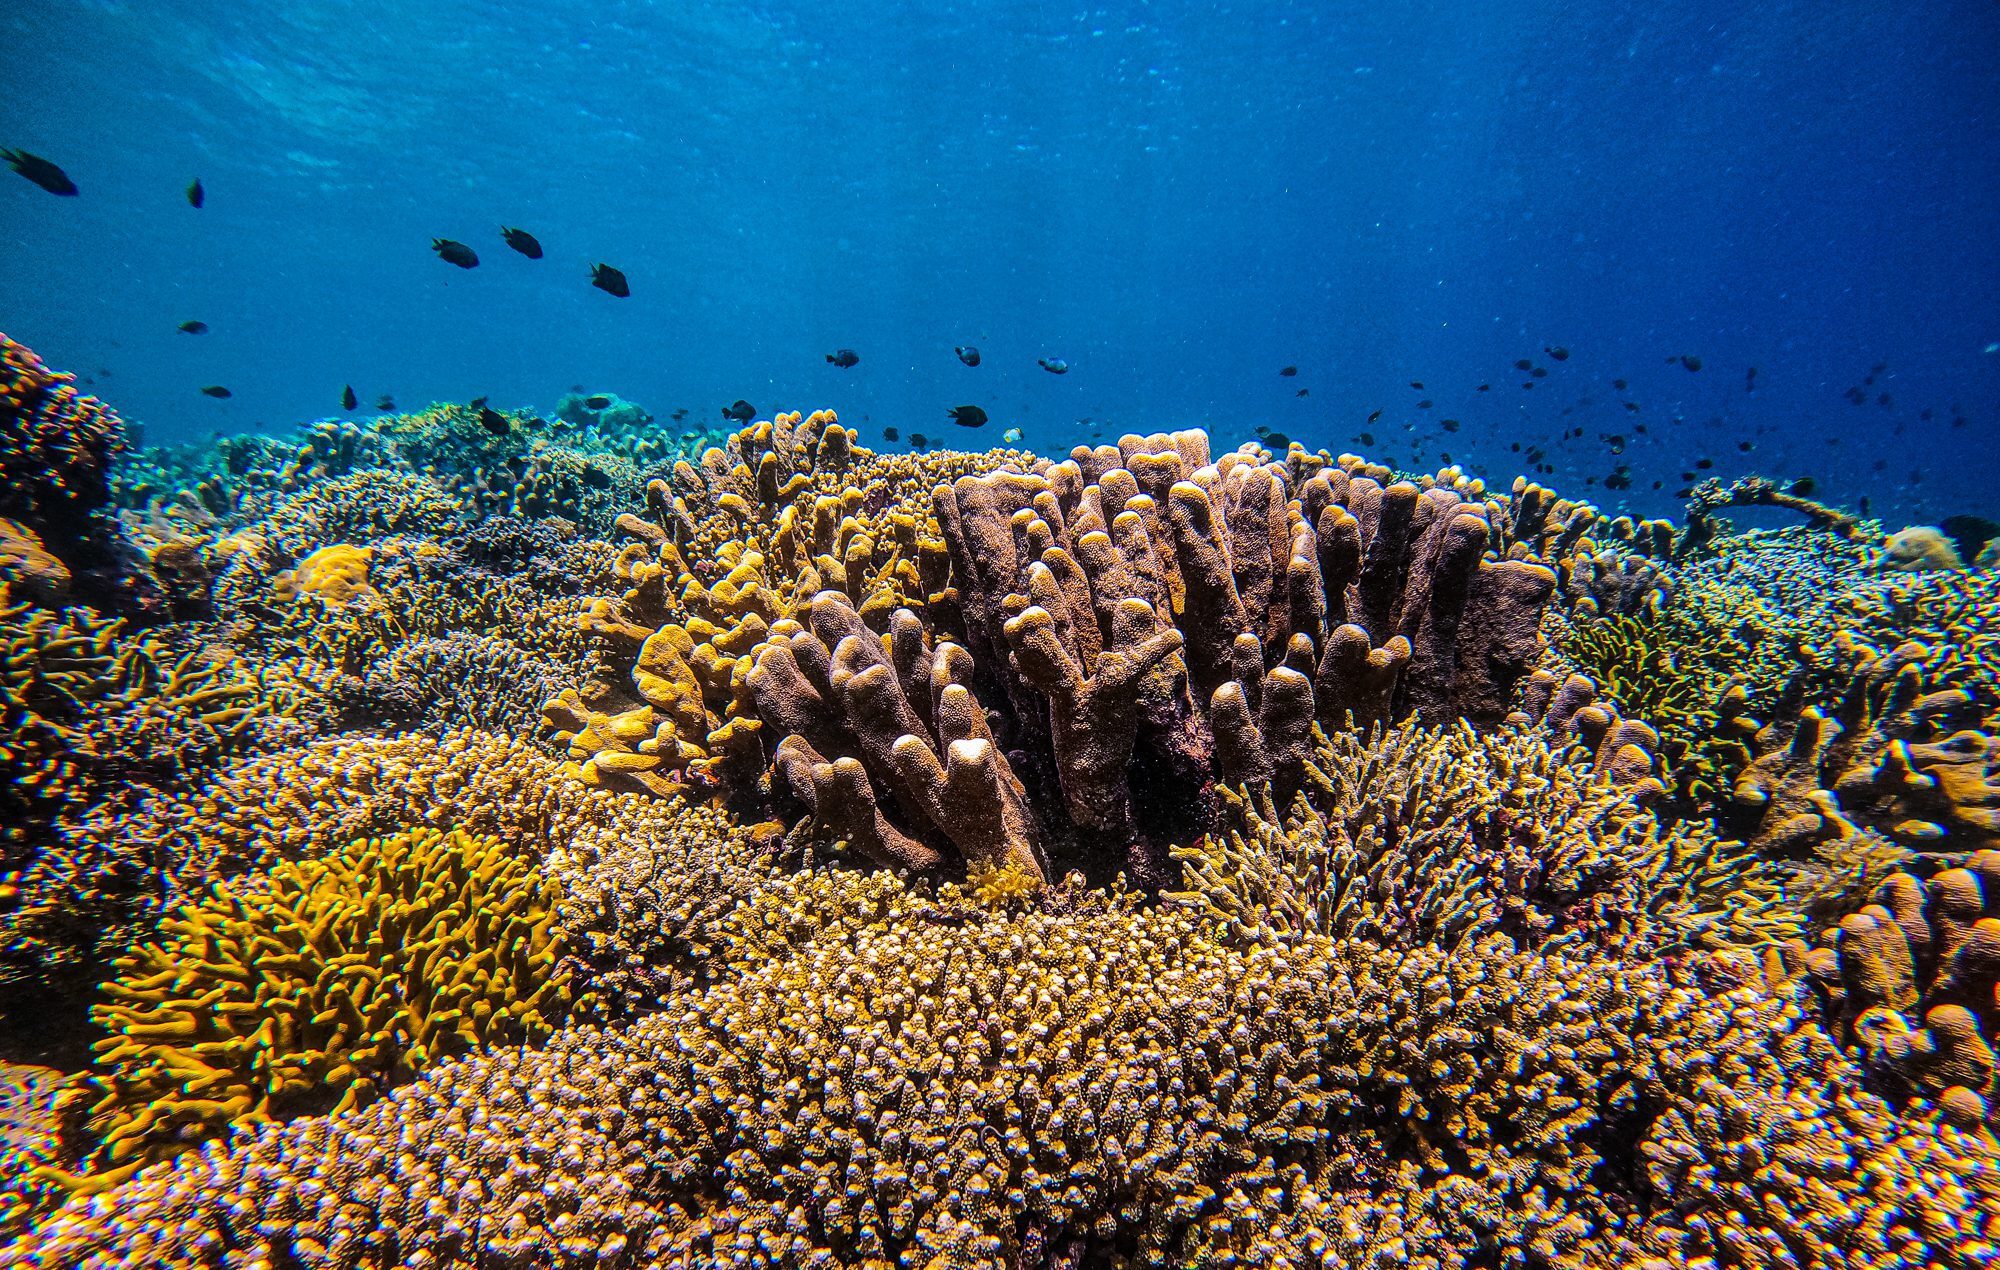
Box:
2;0;1995;526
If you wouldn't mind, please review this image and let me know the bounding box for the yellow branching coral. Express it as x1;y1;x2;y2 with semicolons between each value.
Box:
76;826;576;1182
1169;718;1791;952
269;542;372;604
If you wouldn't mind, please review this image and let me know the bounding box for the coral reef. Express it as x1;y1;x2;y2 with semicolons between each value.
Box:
0;349;1994;1268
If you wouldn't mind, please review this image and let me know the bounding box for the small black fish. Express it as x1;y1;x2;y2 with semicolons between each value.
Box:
591;263;629;297
1623;401;1640;413
947;404;989;428
500;226;543;258
1476;383;1490;392
955;345;981;367
1367;409;1383;423
1441;419;1460;433
671;408;689;421
1358;432;1375;446
1745;366;1758;391
1263;431;1291;448
1738;440;1754;452
1695;457;1714;470
883;426;899;441
1545;346;1569;361
1279;365;1298;377
911;432;929;449
723;399;755;422
1416;399;1433;409
1037;358;1068;374
1859;496;1872;515
177;320;208;334
377;395;396;412
1679;355;1703;372
581;465;611;489
186;177;204;208
826;348;860;368
2;149;78;196
1789;476;1818;496
1295;388;1310;398
1409;381;1424;390
1876;392;1893;409
433;238;479;268
1529;368;1547;379
479;405;510;435
341;384;357;411
1514;359;1533;371
584;394;612;410
200;384;232;398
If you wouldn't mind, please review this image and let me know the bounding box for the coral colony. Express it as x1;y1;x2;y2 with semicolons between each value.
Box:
1;332;1996;1267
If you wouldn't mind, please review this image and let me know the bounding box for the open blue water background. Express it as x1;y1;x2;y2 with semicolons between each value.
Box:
2;0;1995;526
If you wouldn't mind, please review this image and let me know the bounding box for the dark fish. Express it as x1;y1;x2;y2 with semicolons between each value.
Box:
584;394;612;410
1416;399;1432;409
500;226;543;258
1263;431;1291;448
947;404;989;428
1745;366;1758;391
200;384;232;398
1529;368;1547;379
1738;440;1754;452
1037;358;1068;374
581;465;611;489
910;432;929;449
177;320;208;334
1613;378;1628;391
1279;365;1298;377
883;426;899;441
1409;381;1424;390
1358;432;1375;446
1367;409;1383;423
1679;355;1703;372
590;262;629;297
1695;457;1714;470
433;238;479;268
1623;401;1640;413
723;399;755;422
479;405;510;435
186;177;204;208
341;384;357;411
671;408;688;421
1441;419;1460;432
1876;392;1893;409
1939;514;1998;560
1859;496;1871;515
955;345;981;367
1295;388;1310;398
1789;477;1818;496
2;149;78;196
377;395;395;411
1514;359;1533;371
1476;383;1490;392
826;348;860;368
1545;346;1569;361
